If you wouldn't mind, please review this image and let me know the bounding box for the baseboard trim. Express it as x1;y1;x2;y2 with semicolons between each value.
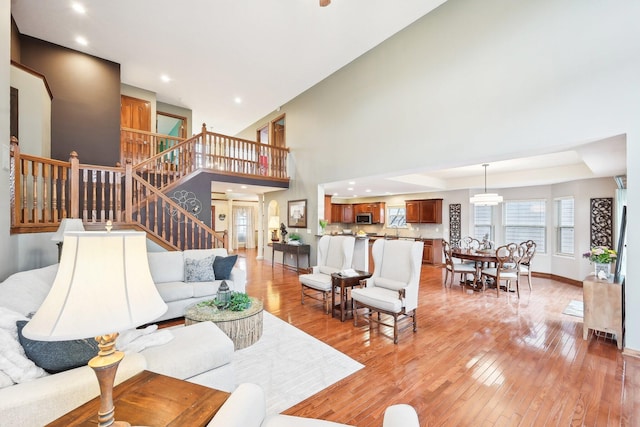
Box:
531;272;582;287
623;347;640;359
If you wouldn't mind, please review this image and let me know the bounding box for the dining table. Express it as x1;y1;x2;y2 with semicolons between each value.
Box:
450;248;498;290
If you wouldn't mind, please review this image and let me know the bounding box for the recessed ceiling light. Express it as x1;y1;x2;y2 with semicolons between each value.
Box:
353;194;358;197
75;36;88;46
241;185;247;189
71;2;86;14
333;192;338;196
347;187;353;191
234;97;242;104
348;181;355;185
160;74;171;83
365;189;372;193
226;189;233;192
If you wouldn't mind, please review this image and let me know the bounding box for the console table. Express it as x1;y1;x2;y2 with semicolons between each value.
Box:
46;370;230;426
583;274;624;349
271;242;310;272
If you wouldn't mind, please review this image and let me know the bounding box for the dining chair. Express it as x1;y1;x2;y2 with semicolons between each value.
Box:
460;236;481;251
442;240;477;288
351;239;423;344
480;243;525;297
299;235;355;313
519;240;537;290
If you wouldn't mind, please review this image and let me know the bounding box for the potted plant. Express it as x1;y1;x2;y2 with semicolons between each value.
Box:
583;246;617;278
288;232;302;245
319;219;328;234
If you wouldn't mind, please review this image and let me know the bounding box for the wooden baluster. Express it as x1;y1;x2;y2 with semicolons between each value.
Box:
124;160;132;223
42;163;50;222
69;151;79;219
30;160;39;223
99;169;105;222
60;166;68;219
52;164;59;221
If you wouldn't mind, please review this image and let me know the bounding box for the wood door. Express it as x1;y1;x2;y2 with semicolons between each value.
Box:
121;95;151;131
271;115;285;148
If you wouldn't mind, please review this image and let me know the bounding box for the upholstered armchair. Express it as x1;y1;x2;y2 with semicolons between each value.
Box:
299;235;355;313
351;239;423;344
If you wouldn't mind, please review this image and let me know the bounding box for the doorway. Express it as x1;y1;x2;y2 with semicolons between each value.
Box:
157;112;187;138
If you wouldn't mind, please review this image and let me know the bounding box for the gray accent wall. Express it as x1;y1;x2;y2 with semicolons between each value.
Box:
19;35;121;166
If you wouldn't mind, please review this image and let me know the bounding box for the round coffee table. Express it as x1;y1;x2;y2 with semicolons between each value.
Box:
184;297;263;349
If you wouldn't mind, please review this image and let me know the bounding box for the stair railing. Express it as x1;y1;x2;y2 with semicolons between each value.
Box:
9;137;226;249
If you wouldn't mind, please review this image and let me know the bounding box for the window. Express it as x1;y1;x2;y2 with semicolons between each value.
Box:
503;200;546;252
556;198;574;255
473;205;493;240
387;206;407;228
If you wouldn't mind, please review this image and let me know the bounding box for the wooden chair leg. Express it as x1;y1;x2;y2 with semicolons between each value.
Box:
393;314;399;344
412;309;417;333
528;272;532;290
353;301;359;326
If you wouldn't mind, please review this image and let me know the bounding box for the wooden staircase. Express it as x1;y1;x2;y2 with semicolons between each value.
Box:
9;124;289;250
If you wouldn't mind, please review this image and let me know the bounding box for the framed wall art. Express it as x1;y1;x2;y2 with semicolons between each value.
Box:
288;199;307;228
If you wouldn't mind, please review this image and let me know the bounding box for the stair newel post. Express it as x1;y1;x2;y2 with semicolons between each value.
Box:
10;136;20;227
124;159;133;223
69;151;80;219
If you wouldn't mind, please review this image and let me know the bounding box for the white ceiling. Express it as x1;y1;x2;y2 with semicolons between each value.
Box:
11;0;446;136
11;0;627;201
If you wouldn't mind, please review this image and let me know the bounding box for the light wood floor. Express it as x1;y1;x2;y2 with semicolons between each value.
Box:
231;249;639;426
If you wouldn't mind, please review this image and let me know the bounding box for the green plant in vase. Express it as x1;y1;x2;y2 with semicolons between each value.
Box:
288;232;302;245
319;219;328;234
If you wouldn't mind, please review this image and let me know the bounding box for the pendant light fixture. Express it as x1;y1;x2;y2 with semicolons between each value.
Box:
469;164;503;206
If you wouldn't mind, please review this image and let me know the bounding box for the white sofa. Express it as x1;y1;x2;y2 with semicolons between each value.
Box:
208;383;420;427
0;253;239;426
147;248;247;322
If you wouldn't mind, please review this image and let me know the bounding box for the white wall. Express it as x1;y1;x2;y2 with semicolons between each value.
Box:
0;0;12;279
237;1;640;351
10;65;51;157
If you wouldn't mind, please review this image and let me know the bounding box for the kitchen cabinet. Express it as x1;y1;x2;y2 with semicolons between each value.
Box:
324;195;332;224
422;239;443;264
331;204;353;224
404;199;443;224
353;202;385;224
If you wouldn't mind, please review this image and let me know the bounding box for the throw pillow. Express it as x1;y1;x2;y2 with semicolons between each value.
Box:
213;255;238;280
184;255;215;282
16;320;99;374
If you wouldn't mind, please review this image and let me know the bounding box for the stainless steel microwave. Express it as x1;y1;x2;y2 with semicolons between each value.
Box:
355;213;373;224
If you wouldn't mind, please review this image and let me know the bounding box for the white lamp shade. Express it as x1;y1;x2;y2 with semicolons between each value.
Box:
470;193;504;206
51;218;85;243
268;216;280;229
23;231;167;341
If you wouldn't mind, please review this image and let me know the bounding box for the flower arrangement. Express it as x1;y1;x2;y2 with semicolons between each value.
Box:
583;246;617;264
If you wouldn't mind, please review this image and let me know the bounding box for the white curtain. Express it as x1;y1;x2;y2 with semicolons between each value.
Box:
232;206;256;250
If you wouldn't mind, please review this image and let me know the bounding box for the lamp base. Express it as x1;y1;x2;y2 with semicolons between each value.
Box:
89;333;130;427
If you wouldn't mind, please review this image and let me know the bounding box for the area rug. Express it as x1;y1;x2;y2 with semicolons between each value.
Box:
233;311;364;415
563;300;584;318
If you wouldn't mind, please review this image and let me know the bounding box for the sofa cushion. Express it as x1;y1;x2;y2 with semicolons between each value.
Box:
185;255;215;282
213;255;238;280
148;251;185;283
155;281;194;303
142;321;233;379
16;320;99;374
299;273;332;291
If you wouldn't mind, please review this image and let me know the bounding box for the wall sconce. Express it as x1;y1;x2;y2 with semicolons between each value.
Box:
218;214;226;221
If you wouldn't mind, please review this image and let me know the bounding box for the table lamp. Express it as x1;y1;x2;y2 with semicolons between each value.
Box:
23;231;168;427
268;216;280;242
50;218;85;261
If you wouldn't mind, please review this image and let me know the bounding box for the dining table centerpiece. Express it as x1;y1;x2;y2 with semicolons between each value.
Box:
583;246;617;279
